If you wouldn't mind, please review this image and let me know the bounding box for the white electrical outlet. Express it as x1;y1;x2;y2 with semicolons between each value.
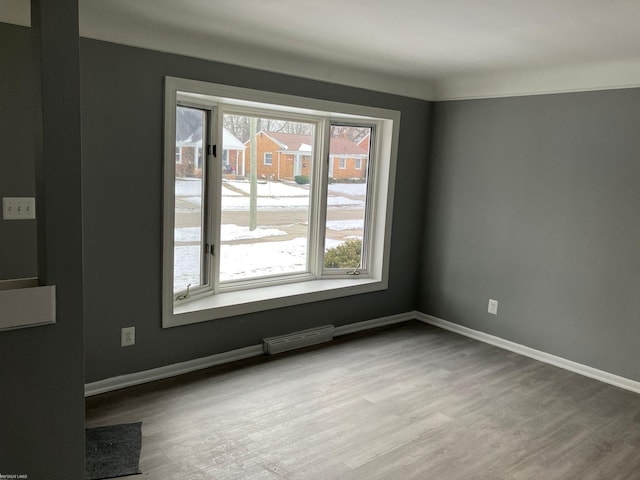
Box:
3;197;36;220
488;299;499;315
121;326;135;347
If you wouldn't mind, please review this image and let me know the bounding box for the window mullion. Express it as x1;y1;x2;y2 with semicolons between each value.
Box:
360;123;377;273
310;119;331;277
200;108;212;288
209;105;223;294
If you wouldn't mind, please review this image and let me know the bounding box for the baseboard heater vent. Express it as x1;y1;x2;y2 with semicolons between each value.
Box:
263;325;335;355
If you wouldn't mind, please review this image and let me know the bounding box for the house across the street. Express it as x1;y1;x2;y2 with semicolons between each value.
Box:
240;131;369;182
176;127;246;178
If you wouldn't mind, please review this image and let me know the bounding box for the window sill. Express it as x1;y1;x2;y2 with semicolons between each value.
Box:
164;277;385;328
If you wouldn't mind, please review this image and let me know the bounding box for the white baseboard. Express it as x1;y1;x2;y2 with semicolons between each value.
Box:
85;345;264;397
88;310;640;397
334;311;415;337
416;311;640;395
85;311;416;397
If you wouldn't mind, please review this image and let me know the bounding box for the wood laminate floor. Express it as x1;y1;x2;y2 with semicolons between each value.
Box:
85;322;640;479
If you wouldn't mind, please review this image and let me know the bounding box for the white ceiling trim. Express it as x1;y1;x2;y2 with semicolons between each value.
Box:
77;22;640;102
5;1;640;102
433;58;640;101
78;23;436;101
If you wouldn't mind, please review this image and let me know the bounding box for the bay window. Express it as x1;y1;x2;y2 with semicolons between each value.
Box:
163;77;400;327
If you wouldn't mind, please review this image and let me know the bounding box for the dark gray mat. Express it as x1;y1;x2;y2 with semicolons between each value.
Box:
86;422;142;480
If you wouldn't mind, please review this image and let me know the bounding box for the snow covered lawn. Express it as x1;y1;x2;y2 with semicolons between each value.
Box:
326;219;364;231
219;237;308;281
172;178;366;289
177;178;367;199
175;225;287;243
175;178;203;196
328;183;366;197
226;180;308;197
174;237;345;288
176;179;363;209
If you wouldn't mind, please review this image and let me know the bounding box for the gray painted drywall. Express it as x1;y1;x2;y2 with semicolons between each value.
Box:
80;39;431;382
0;0;85;477
0;23;37;280
421;89;640;382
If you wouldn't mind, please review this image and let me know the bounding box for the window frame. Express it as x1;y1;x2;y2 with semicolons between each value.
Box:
172;104;214;298
263;152;273;166
163;77;400;328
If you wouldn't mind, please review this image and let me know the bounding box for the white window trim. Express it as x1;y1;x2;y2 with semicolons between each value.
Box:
163;77;400;328
355;158;363;170
338;157;347;169
263;152;273;166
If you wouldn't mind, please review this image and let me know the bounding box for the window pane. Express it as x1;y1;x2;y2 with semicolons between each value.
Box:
220;114;315;282
324;126;371;270
174;106;206;292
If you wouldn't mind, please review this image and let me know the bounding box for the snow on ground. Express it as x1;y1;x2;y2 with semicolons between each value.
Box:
174;245;202;291
175;179;242;197
326;219;364;231
183;196;203;206
177;179;364;209
227;180;308;197
222;185;243;196
175;227;202;243
221;224;287;241
221;196;310;209
219;238;308;281
172;179;365;288
175;178;203;197
328;183;367;197
220;195;361;209
326;196;364;207
174;237;350;288
324;238;343;250
175;225;287;243
225;180;367;199
178;179;367;199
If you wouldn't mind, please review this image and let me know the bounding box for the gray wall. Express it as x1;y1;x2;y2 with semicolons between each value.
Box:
0;23;37;279
0;0;85;477
80;39;431;382
421;89;640;382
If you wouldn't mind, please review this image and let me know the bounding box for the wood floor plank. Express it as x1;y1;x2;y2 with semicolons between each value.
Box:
85;322;640;479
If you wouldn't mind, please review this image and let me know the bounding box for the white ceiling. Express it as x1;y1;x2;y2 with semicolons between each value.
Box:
5;0;640;100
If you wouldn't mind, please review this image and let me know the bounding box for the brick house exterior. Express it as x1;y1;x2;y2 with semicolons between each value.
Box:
327;136;369;180
357;133;370;153
242;131;368;181
241;131;311;181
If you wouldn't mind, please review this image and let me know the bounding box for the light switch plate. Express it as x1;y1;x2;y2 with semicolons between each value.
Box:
3;197;36;220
